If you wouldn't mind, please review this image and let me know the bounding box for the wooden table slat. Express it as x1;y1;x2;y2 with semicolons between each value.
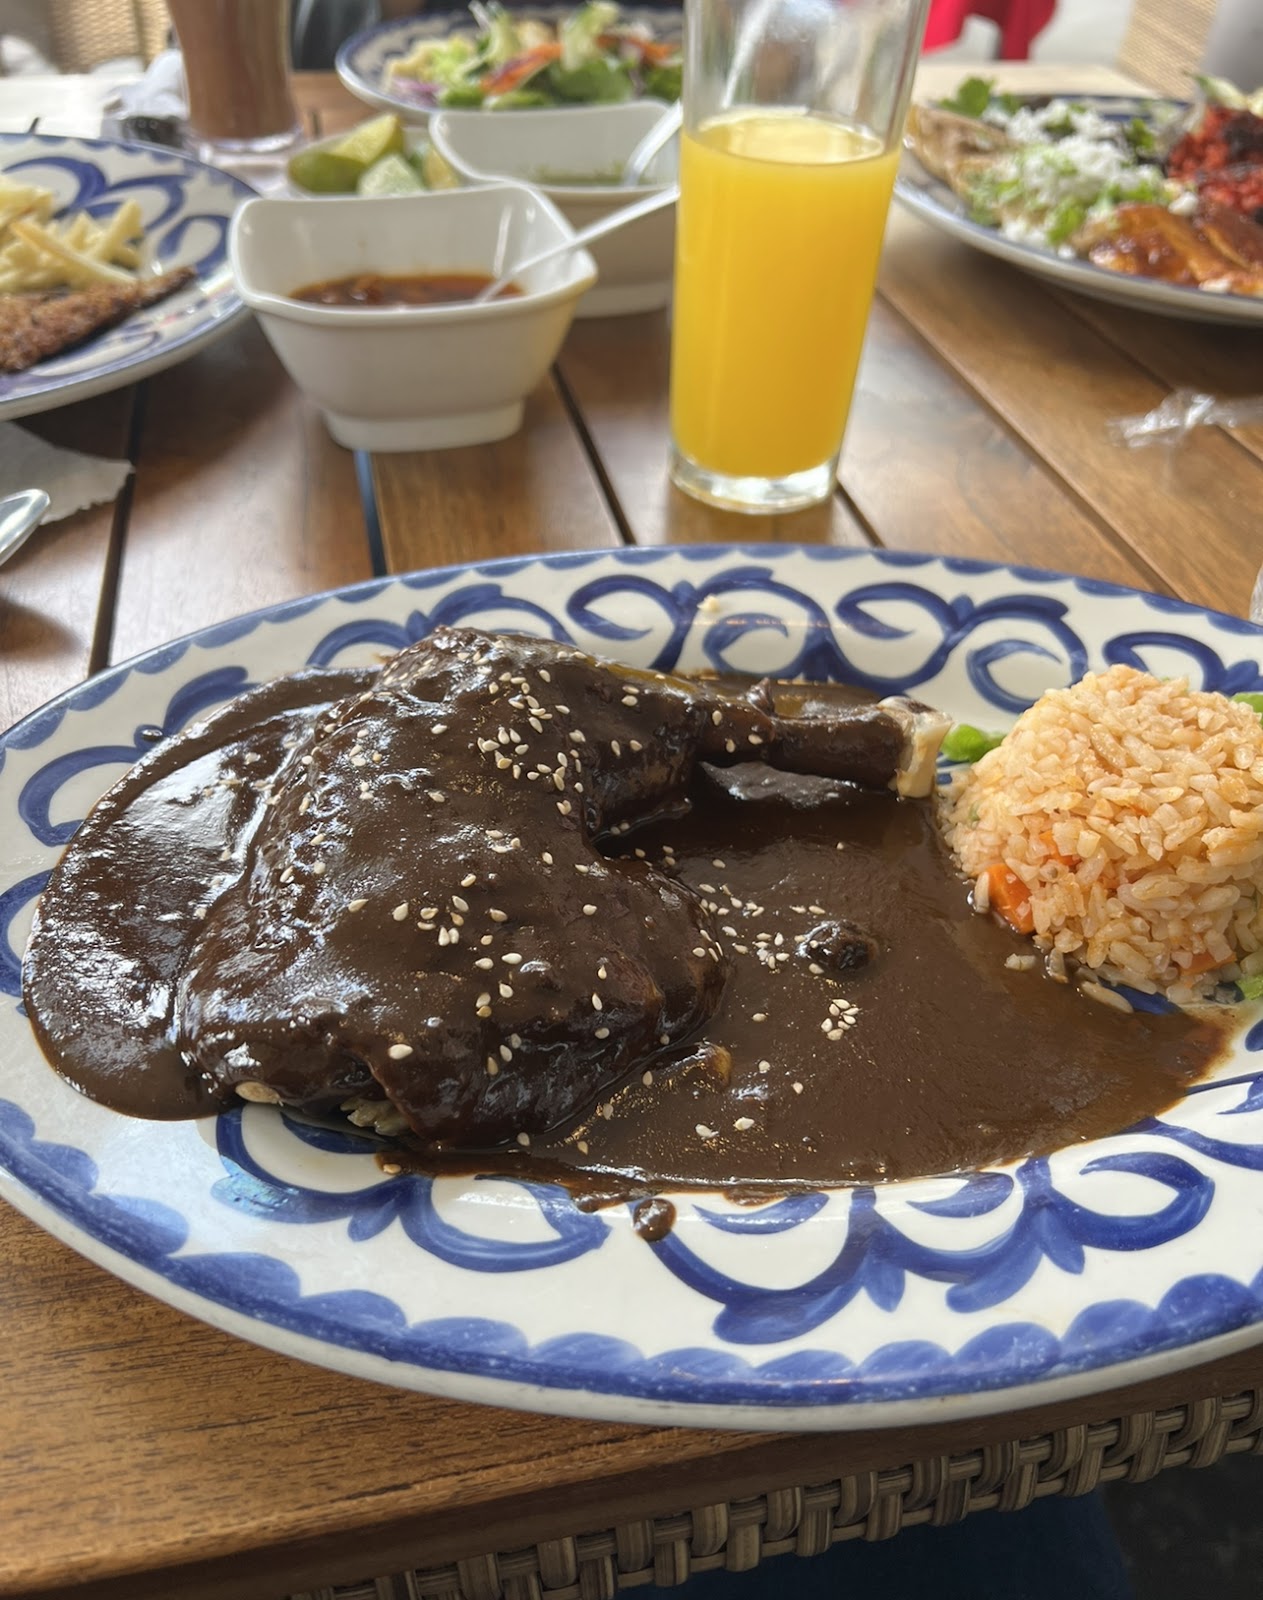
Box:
844;298;1159;587
111;323;372;664
878;208;1262;619
0;391;136;728
372;383;625;571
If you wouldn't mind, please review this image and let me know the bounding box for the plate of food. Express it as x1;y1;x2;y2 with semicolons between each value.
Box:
4;545;1263;1430
336;0;682;121
897;76;1263;324
0;133;254;422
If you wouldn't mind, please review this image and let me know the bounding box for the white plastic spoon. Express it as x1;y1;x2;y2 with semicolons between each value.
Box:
473;184;679;304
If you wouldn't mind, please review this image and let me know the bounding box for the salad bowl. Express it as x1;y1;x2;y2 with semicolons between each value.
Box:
337;2;683;123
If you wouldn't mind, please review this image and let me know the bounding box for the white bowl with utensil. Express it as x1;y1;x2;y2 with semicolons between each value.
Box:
430;101;678;317
228;185;596;451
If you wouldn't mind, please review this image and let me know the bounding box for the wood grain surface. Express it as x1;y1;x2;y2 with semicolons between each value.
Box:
2;61;1263;1600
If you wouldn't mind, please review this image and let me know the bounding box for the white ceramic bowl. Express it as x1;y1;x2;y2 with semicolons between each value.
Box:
430;102;677;318
228;186;596;452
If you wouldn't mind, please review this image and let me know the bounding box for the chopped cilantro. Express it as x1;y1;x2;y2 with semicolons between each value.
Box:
1237;974;1263;1002
942;724;1006;763
939;76;995;119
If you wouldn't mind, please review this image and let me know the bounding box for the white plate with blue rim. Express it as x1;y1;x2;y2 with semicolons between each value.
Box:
894;92;1263;327
0;133;254;423
3;545;1263;1430
336;4;682;123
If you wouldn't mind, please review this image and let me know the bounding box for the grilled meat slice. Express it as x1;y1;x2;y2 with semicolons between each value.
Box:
1074;202;1263;295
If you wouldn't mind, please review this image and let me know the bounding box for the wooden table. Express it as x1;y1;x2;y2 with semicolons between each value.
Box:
3;64;1263;1600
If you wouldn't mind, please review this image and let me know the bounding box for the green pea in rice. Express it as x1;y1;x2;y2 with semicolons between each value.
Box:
939;664;1263;1003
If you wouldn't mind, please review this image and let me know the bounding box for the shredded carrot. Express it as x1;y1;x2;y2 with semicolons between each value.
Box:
1182;950;1222;977
605;33;676;63
483;42;562;96
983;863;1035;935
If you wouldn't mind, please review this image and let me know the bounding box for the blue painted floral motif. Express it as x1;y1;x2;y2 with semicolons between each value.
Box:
215;1110;610;1270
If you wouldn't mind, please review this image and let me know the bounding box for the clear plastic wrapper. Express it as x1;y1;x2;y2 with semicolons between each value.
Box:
1109;388;1263;449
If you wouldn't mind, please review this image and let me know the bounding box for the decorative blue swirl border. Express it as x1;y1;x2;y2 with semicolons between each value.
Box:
4;545;1263;1413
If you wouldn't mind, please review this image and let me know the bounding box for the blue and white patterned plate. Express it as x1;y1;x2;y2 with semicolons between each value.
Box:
4;546;1263;1430
337;6;682;122
0;134;254;423
895;93;1263;327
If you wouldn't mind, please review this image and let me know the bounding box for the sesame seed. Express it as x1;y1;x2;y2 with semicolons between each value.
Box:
557;800;572;816
583;904;597;916
486;1056;500;1076
502;952;523;965
348;898;367;912
749;733;763;746
629;739;643;752
431;723;447;734
752;1012;767;1022
428;790;446;803
541;851;554;865
555;704;570;714
452;894;470;913
691;946;706;958
621;695;638;707
499;1044;513;1063
488;830;504;839
480;935;493;946
392;902;409;921
499;983;514;1000
420;907;437;920
792;1082;804;1094
659;1032;670;1046
696;1124;718;1140
489;908;508;922
516;1132;531;1147
388;1043;413;1060
757;1059;771;1073
476;1006;492;1020
591;993;603;1011
724;739;736;754
298;794;311;816
311;861;326;876
594;1026;610;1039
597;965;607;979
808;963;823;975
734;1117;755;1132
576;1139;589;1154
495;756;511;770
279;866;294;884
350;754;367;768
529;717;543;733
475;957;494;970
538;669;551;682
642;1071;654;1087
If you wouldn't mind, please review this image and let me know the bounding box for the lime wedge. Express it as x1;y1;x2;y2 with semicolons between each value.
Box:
357;152;425;196
418;144;461;190
331;113;405;168
287;148;364;194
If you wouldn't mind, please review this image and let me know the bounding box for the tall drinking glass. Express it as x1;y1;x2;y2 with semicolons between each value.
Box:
669;0;930;513
167;0;301;159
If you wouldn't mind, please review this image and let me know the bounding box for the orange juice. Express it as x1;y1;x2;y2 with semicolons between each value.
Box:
670;111;899;482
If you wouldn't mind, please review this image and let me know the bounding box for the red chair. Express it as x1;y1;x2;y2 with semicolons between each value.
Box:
922;0;1057;60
